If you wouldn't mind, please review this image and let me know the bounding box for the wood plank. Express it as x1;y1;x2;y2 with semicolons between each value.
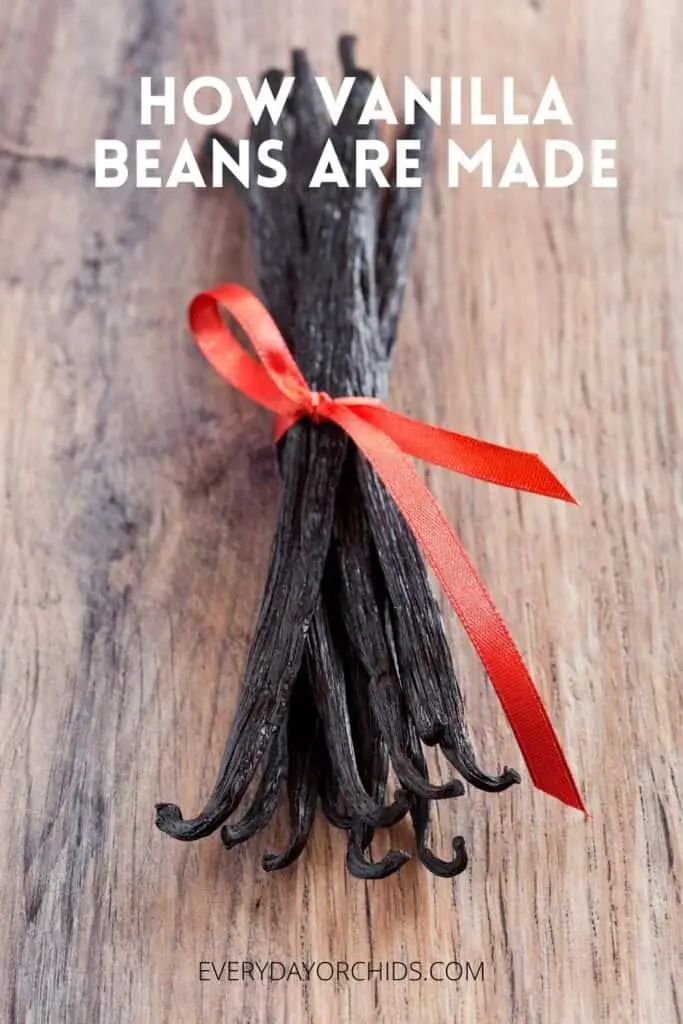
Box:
0;1;680;1021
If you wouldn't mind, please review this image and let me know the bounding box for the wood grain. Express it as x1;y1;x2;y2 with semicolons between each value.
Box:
1;1;681;1021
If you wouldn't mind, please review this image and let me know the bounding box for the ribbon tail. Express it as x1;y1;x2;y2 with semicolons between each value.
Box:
352;404;578;504
330;405;586;815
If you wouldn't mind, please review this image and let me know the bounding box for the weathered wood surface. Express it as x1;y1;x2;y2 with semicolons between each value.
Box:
0;2;680;1022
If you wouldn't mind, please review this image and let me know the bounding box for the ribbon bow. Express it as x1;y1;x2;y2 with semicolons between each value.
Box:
189;282;586;815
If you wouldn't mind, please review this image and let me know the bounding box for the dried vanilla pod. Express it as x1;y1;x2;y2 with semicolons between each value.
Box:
156;35;519;877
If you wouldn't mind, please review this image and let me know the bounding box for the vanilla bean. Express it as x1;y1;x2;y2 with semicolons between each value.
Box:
331;458;464;801
345;667;410;880
155;424;346;840
318;749;353;832
306;597;409;829
359;458;520;792
326;563;410;879
156;35;519;878
376;112;435;354
220;724;286;851
261;666;321;871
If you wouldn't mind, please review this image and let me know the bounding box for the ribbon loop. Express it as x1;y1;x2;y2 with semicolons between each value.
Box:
188;283;586;816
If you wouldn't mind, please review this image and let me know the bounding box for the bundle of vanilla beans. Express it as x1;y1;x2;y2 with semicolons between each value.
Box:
156;37;518;878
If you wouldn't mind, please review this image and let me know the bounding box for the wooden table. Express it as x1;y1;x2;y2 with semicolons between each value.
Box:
1;2;680;1021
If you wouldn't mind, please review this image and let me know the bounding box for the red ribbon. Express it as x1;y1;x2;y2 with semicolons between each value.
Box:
188;282;586;815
